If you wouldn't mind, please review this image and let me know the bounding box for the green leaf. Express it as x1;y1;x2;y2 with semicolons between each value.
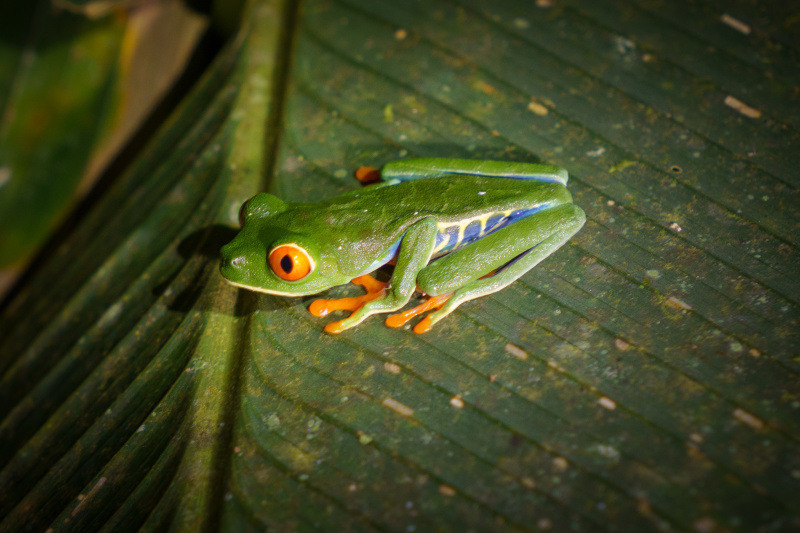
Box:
0;2;126;267
1;0;799;531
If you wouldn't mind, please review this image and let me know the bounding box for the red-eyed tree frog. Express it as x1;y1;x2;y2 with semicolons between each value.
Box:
220;158;585;334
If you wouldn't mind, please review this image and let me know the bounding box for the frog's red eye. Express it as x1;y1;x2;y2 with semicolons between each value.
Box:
268;244;314;281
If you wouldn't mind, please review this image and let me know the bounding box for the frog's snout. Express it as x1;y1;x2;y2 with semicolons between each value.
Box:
219;244;248;280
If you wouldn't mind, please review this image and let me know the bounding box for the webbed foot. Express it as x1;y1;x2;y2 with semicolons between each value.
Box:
385;293;452;334
308;275;387;334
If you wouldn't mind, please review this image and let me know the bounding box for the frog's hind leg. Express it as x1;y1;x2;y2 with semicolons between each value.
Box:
381;158;569;185
357;159;568;190
411;203;585;333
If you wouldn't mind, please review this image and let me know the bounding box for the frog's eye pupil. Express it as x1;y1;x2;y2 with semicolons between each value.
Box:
268;244;314;281
280;255;293;274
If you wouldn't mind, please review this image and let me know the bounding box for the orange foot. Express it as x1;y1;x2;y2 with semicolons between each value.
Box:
385;293;452;334
355;166;382;184
308;275;387;333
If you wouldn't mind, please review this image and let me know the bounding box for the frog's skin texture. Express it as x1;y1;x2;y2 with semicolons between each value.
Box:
220;158;586;334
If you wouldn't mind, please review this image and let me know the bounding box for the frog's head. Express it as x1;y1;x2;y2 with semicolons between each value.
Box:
220;193;347;296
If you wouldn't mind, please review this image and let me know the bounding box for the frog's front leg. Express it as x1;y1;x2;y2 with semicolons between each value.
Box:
308;274;387;318
313;218;438;334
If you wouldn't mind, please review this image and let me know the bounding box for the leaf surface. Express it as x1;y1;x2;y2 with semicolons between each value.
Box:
1;0;798;531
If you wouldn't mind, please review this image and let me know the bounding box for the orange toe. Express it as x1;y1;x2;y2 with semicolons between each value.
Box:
309;290;384;317
355;166;381;183
412;316;433;334
385;293;451;330
308;298;332;317
324;320;348;334
309;275;386;329
351;274;386;293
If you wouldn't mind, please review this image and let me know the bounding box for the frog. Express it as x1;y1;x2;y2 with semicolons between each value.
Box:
220;158;585;334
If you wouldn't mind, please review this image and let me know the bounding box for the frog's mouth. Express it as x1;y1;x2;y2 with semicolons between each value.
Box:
218;266;299;297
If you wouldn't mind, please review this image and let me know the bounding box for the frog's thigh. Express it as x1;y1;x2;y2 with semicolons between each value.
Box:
419;204;585;313
382;158;567;184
